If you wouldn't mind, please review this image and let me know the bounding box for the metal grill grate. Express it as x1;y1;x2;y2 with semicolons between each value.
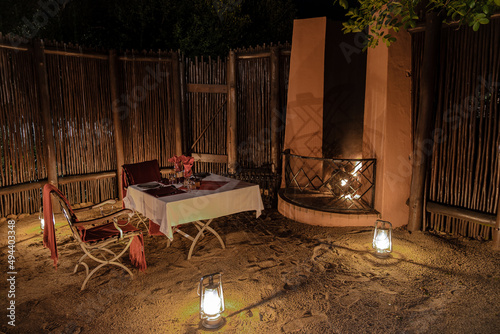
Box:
282;152;376;213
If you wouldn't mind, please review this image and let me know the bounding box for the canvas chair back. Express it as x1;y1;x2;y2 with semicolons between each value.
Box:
122;159;162;186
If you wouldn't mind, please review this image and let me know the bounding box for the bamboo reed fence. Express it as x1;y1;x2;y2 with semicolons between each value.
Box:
120;51;177;168
43;41;117;206
412;20;500;240
0;34;291;216
184;55;227;175
0;36;46;215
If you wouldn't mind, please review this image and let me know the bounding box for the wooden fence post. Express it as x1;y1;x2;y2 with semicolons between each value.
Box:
227;50;238;174
33;40;58;187
109;50;125;200
179;53;188;155
408;12;441;232
270;46;280;174
494;147;500;250
171;51;183;156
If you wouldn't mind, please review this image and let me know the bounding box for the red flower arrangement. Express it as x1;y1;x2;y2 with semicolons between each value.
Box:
168;155;195;177
168;155;183;172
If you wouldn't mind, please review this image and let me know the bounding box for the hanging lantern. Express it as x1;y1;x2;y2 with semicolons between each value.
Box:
373;220;392;257
198;272;225;329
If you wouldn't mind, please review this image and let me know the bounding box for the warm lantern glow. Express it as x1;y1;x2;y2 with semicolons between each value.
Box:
39;207;55;231
373;220;392;256
39;207;45;230
198;272;224;329
352;162;362;176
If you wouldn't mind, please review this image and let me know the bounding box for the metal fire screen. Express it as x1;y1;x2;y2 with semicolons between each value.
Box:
282;152;376;213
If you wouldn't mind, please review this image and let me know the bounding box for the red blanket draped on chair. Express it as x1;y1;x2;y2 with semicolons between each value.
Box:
42;184;146;272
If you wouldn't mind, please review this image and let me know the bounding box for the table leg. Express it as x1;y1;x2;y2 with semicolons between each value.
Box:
187;219;226;260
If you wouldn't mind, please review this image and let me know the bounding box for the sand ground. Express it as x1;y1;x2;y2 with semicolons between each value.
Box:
0;204;499;334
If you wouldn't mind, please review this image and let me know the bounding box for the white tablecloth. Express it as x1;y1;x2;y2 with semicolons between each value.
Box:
123;174;264;239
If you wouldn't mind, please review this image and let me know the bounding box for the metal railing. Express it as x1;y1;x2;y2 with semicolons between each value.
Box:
282;151;376;213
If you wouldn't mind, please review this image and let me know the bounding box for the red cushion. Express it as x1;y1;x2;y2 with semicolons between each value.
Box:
122;159;161;185
79;221;140;243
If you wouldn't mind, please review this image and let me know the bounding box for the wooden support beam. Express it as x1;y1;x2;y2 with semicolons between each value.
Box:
171;51;183;156
33;40;58;187
191;153;228;164
179;55;188;154
227;50;238;174
236;51;271;60
0;181;46;196
0;43;29;51
43;48;108;60
109;50;125;200
118;56;172;62
0;171;117;196
426;201;496;228
58;171;117;185
270;46;280;174
408;12;441;231
494;147;500;250
187;83;227;94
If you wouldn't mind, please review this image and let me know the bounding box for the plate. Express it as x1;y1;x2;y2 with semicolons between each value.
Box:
137;183;160;189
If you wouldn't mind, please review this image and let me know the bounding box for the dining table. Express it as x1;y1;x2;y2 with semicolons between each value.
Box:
123;173;264;259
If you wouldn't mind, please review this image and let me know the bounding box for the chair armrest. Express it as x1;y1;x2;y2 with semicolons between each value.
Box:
92;199;117;209
73;208;134;227
73;199;117;212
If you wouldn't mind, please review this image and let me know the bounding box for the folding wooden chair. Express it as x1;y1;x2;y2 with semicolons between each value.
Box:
43;184;147;290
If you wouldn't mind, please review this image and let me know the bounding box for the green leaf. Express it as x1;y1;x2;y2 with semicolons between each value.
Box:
496;0;500;6
339;0;349;10
482;5;490;14
479;18;489;24
473;22;480;31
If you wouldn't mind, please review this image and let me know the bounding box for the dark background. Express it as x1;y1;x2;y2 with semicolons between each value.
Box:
0;0;352;56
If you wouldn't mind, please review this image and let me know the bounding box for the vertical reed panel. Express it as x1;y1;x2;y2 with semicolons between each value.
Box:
120;53;176;169
44;42;116;205
236;52;271;169
0;38;46;216
184;55;227;174
420;19;500;239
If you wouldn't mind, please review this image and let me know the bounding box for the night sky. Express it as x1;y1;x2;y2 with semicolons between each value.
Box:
0;0;349;56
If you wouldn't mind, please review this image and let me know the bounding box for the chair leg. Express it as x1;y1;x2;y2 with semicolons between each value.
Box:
80;261;134;291
78;237;135;290
74;253;90;276
133;211;149;231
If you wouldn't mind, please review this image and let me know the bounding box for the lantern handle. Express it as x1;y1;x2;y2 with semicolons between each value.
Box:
198;272;223;296
375;219;392;228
